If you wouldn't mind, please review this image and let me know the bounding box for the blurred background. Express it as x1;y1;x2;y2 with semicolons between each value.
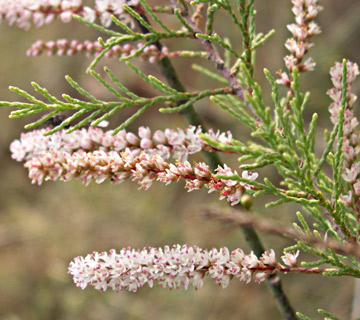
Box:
0;0;359;319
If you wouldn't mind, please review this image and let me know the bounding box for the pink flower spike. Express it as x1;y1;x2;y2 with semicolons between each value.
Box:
69;245;274;293
277;0;322;82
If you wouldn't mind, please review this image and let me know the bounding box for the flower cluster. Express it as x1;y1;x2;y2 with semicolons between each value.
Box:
22;147;257;205
11;125;255;205
328;60;360;208
26;39;208;62
68;245;283;293
27;39;107;57
10;125;233;163
26;39;183;64
0;0;140;30
277;0;323;85
328;60;359;128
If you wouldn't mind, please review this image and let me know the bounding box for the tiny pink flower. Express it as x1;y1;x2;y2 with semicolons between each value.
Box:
153;130;168;144
126;132;140;146
60;11;73;23
261;249;277;267
138;126;151;139
354;181;360;197
302;57;316;71
241;170;258;189
339;191;353;206
281;250;300;267
241;251;259;269
253;271;271;283
185;179;204;191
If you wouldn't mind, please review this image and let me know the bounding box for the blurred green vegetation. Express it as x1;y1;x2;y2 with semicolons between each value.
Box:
0;0;359;319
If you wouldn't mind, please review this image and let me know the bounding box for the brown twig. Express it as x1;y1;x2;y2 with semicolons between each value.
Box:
202;206;360;259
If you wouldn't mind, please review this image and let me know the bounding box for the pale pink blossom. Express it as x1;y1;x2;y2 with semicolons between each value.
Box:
307;21;321;36
241;251;259;269
216;164;239;187
342;163;360;183
302;57;316;71
153;130;167;144
353;181;360;197
281;250;300;267
276;72;291;86
287;23;306;41
260;249;277;267
241;170;258;190
253;271;272;283
339;191;352;206
82;6;95;22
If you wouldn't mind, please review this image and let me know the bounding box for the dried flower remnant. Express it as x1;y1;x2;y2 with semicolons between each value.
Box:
68;245;281;293
0;0;140;30
277;0;323;85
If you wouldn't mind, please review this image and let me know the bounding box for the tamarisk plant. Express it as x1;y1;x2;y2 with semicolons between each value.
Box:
1;0;359;319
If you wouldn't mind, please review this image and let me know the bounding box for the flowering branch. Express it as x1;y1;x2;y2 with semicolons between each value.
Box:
3;0;360;318
0;0;140;30
26;39;208;61
17;145;259;206
277;0;323;86
327;61;360;220
10;125;234;163
68;244;331;293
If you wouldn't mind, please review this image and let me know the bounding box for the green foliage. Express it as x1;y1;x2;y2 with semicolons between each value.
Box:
3;68;232;135
297;309;342;320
